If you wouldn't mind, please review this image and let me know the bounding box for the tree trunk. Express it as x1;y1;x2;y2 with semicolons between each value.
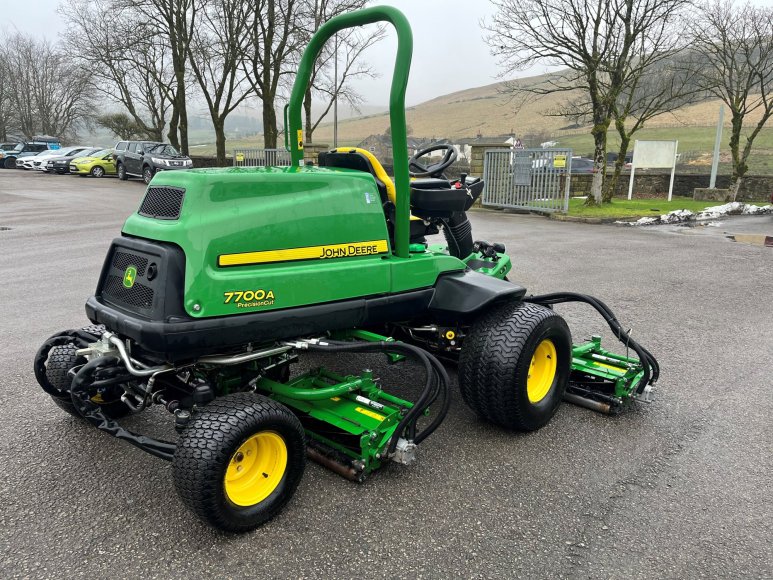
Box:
731;175;744;201
213;117;226;166
263;100;278;149
168;105;180;150
728;113;746;202
178;87;189;155
587;121;609;205
603;129;630;203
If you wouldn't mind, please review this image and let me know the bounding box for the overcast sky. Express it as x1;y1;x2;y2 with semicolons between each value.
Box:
4;0;773;107
1;0;511;106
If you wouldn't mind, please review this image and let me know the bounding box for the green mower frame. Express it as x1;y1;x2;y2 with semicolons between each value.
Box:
34;6;658;533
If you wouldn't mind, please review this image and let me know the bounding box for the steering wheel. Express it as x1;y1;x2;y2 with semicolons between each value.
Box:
408;144;458;178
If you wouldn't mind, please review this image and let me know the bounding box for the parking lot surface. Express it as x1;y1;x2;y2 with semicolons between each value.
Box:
1;171;771;579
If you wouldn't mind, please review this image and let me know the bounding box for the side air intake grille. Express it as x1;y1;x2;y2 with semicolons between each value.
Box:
112;251;148;276
138;186;185;219
103;275;155;310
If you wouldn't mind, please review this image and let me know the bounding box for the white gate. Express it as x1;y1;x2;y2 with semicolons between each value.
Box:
482;148;572;213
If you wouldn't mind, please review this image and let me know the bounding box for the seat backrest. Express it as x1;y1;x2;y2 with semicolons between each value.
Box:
318;147;396;205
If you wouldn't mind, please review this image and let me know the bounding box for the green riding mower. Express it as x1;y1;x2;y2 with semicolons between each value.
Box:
34;6;658;533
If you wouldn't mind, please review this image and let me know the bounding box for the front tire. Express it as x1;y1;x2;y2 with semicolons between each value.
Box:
142;166;154;184
117;163;127;180
459;302;572;431
90;166;105;178
173;393;306;532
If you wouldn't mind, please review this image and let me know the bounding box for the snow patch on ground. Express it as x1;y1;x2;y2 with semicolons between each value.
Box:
617;203;773;226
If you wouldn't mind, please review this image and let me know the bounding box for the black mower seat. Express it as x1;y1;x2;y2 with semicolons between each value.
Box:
318;148;393;205
410;178;470;218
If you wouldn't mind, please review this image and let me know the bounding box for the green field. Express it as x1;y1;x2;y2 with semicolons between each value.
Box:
558;126;773;175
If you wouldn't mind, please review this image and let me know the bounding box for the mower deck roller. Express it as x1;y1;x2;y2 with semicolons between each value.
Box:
33;6;659;532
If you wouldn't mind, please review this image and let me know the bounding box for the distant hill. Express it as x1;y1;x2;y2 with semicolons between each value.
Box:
309;71;772;146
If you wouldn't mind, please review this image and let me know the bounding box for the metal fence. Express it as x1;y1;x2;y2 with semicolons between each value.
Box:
232;148;292;167
482;148;572;213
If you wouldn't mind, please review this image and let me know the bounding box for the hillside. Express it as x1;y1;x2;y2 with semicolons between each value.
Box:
310;73;773;148
311;73;582;143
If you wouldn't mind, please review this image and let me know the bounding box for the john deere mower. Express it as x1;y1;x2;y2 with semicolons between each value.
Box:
34;6;658;532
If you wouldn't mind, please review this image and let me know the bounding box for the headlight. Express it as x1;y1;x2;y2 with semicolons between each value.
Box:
151;157;168;166
184;159;193;166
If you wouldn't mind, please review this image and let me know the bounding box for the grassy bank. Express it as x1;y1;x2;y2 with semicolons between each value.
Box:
565;197;721;219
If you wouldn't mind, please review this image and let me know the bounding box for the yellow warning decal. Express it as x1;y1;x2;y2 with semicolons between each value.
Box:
218;240;389;267
593;361;626;373
297;129;304;150
355;406;385;421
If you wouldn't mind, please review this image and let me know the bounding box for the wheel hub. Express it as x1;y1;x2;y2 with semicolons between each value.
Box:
224;431;287;506
527;339;557;403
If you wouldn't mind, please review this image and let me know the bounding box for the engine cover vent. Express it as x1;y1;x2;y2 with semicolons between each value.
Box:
138;186;185;220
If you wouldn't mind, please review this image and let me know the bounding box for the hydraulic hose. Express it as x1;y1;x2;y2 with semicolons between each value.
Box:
304;339;449;453
523;292;659;393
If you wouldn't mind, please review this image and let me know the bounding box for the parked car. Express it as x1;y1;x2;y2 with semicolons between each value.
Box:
46;147;101;174
18;147;81;171
114;140;193;184
69;149;117;177
570;157;596;174
0;138;61;169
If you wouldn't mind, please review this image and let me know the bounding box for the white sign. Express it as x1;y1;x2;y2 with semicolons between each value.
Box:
628;140;679;201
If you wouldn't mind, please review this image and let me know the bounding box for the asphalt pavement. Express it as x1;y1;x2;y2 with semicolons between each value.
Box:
1;170;771;579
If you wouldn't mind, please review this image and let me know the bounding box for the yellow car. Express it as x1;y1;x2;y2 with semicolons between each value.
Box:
69;149;117;177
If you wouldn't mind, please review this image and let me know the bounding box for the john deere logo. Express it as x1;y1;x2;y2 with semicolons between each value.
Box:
123;266;138;288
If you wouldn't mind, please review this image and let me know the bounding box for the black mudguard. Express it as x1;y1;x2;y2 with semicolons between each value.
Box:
428;270;526;323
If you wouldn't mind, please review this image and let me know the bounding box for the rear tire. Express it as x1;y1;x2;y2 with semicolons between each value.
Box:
4;157;16;169
459;301;571;431
173;393;306;532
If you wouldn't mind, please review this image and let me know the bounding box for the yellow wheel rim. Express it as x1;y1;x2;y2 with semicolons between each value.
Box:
527;339;557;404
224;431;288;507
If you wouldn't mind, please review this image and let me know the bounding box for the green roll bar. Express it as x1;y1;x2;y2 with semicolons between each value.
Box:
287;6;413;259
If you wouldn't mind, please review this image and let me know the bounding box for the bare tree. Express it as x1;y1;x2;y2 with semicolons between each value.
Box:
603;3;695;201
187;0;253;164
484;0;689;204
3;32;93;139
97;113;146;140
125;0;198;153
61;0;176;142
299;0;385;144
243;0;304;149
0;54;14;141
4;34;39;138
687;0;773;199
607;59;697;200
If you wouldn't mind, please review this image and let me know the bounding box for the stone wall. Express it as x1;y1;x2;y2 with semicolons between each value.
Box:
570;173;773;202
470;144;509;176
190;156;221;168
